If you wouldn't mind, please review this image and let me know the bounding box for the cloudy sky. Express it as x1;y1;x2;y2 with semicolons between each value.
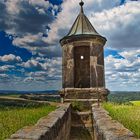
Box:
0;0;139;91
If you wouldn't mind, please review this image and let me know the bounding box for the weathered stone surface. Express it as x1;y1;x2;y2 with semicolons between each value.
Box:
90;65;105;87
61;38;107;89
59;88;109;101
62;44;74;88
8;103;71;140
10;126;49;139
92;104;139;140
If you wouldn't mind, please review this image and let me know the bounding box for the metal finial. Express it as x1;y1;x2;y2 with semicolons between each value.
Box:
79;0;84;13
79;0;84;7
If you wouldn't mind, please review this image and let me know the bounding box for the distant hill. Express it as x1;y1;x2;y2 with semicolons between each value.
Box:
0;90;140;103
109;91;140;103
0;90;59;95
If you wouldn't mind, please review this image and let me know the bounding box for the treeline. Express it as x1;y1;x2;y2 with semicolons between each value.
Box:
108;91;140;103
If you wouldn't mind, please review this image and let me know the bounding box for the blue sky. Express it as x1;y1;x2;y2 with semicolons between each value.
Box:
0;0;139;91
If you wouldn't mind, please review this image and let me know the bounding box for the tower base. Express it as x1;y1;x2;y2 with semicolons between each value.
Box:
59;88;109;102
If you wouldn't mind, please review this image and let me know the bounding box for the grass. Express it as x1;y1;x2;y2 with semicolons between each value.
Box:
0;94;20;98
72;101;85;111
130;101;140;106
0;104;56;140
102;102;140;138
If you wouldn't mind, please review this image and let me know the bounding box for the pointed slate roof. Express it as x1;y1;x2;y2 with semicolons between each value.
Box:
60;1;106;46
67;1;99;36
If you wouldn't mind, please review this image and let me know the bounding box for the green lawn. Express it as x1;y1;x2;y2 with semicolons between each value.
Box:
0;104;56;140
102;102;140;138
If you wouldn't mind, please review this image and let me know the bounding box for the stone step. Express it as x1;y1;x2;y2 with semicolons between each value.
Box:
65;98;101;110
71;124;93;129
71;111;92;123
71;110;94;138
75;110;91;114
72;120;92;126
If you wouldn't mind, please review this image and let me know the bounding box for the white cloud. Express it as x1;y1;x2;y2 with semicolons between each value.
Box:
0;65;15;72
22;56;61;72
22;59;45;70
91;1;140;49
0;54;22;63
29;0;50;8
0;0;54;35
22;57;62;82
45;0;119;44
13;33;44;51
24;76;34;82
46;0;140;51
105;50;140;91
5;0;20;14
0;74;10;82
119;50;140;60
6;0;140;57
0;0;139;91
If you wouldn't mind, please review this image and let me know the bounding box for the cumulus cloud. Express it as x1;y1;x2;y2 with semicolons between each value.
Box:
46;0;140;51
0;0;55;35
24;76;34;82
21;57;62;79
0;0;61;58
0;0;139;91
0;56;62;90
0;54;22;63
22;59;45;70
22;57;61;68
105;49;140;91
0;0;62;57
6;0;121;56
91;1;140;49
119;50;140;60
2;0;139;56
0;74;10;82
1;0;140;53
0;65;15;73
46;0;120;44
13;33;61;57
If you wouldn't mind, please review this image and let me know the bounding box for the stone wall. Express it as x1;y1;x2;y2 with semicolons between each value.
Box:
7;103;71;140
92;104;138;140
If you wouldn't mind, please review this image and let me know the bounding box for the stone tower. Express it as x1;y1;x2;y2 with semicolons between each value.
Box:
60;1;109;102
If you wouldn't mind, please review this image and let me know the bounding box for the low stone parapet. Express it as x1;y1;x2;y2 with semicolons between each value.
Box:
7;103;71;140
92;104;139;140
